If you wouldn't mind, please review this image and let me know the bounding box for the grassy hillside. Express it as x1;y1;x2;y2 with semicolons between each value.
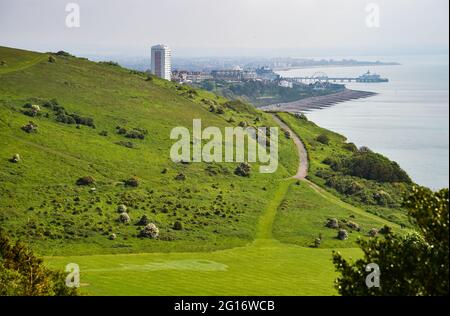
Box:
0;46;298;255
276;112;412;226
1;47;407;295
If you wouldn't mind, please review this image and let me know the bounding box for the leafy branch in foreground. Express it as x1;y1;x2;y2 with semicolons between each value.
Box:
0;230;78;296
333;186;449;296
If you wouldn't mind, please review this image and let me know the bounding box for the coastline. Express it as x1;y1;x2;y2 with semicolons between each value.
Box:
260;88;376;112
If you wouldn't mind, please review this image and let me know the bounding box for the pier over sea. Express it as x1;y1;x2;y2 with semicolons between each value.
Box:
284;71;389;83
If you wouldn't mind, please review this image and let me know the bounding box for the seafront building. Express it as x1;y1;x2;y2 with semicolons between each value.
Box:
151;44;172;81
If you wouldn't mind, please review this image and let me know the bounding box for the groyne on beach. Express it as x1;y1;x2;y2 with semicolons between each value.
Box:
260;89;376;112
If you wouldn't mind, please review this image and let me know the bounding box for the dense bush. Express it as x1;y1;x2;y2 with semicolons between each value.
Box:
116;126;148;140
124;177;139;187
343;142;358;152
347;221;360;231
22;104;41;117
175;173;186;181
137;215;150;226
368;228;379;237
0;231;78;296
235;163;251;177
379;225;392;235
173;221;183;231
337;229;349;240
118;213;130;224
52;105;94;127
139;223;159;238
99;61;120;66
340;151;412;184
21;121;38;133
117;204;127;213
317;171;407;208
326;218;339;229
56;113;76;124
125;128;147;139
316;134;330;145
55;51;73;57
333;187;449;295
70;113;94;127
42;99;59;109
48;56;56;63
9;154;21;163
76;176;95;186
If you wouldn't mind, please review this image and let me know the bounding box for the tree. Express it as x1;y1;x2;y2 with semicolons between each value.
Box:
332;187;449;296
0;230;78;296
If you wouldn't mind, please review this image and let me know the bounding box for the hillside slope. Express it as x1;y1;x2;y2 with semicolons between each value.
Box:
0;46;298;255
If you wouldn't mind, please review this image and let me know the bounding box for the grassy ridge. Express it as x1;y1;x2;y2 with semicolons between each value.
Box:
0;46;297;255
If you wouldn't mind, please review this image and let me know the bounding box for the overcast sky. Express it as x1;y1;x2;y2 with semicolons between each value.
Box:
0;0;448;57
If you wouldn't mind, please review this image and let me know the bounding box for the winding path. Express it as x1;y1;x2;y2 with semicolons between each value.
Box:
272;114;309;180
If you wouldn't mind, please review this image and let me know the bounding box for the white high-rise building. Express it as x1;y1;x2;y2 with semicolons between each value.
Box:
151;44;171;81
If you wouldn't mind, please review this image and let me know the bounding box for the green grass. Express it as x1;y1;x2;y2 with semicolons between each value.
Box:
45;239;361;296
0;46;297;255
1;46;403;295
276;112;410;226
273;180;404;248
44;179;363;296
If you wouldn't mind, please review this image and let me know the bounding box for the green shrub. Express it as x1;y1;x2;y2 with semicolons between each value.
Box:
0;231;78;296
21;121;38;133
173;221;183;231
9;154;20;163
125;128;147;140
333;187;449;296
235;163;251;177
175;173;186;181
55;51;73;57
343;142;358;152
137;215;150;226
341;151;412;184
76;176;95;186
337;229;349;240
117;204;127;213
316;134;330;145
124;177;139;187
118;213;130;224
139;223;159;238
99;61;120;67
22;104;40;117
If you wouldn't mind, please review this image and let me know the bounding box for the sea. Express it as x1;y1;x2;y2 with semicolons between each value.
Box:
277;54;449;191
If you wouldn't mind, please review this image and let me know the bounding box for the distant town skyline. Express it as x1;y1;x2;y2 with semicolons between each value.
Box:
0;0;448;58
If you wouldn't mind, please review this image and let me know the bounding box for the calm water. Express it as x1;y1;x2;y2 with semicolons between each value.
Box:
277;55;449;190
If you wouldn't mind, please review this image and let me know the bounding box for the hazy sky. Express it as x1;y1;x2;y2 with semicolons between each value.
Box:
0;0;448;57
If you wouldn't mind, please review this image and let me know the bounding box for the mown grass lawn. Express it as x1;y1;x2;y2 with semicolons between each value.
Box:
45;239;361;296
